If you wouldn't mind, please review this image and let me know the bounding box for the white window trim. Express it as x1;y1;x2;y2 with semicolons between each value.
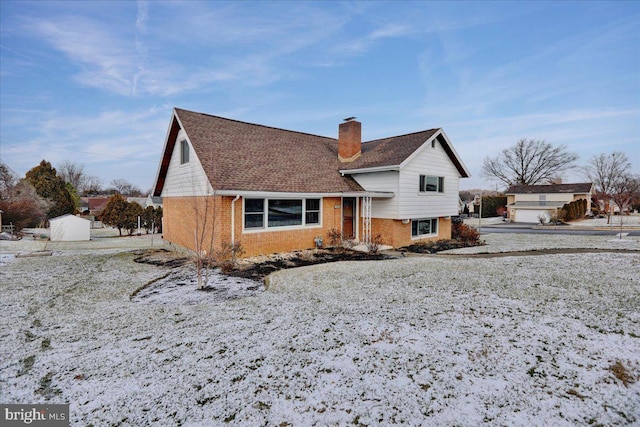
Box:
243;197;323;233
411;217;439;240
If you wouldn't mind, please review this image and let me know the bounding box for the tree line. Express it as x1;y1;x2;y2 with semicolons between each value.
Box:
0;159;161;233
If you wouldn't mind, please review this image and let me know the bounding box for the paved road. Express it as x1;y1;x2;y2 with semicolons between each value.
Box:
479;226;640;237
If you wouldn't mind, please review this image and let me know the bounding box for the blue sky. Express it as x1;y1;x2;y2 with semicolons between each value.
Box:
1;1;638;192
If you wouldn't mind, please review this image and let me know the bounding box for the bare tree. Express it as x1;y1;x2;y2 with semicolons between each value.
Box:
57;161;85;191
57;161;102;195
109;179;142;196
0;161;17;200
192;192;217;290
610;174;640;236
482;139;579;187
83;175;103;195
583;152;632;224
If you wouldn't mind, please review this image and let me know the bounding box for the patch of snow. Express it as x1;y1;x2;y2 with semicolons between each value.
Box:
1;233;639;426
570;214;640;228
132;268;264;305
443;232;639;254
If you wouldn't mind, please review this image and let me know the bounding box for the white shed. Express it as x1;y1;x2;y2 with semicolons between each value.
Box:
49;214;91;241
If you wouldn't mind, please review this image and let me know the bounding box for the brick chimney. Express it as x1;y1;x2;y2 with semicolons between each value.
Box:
548;177;563;185
338;117;361;162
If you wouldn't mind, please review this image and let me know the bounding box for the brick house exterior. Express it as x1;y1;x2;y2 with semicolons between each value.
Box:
153;108;469;257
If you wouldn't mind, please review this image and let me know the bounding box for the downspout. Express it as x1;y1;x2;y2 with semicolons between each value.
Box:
231;195;241;253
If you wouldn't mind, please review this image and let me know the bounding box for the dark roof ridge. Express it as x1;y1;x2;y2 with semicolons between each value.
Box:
174;107;337;142
511;182;593;187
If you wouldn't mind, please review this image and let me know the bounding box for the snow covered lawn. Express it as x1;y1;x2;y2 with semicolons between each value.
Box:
1;234;639;426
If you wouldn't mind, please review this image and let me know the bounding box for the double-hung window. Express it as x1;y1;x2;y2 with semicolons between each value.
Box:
305;199;320;225
419;175;444;193
412;218;438;237
244;199;265;228
244;198;321;230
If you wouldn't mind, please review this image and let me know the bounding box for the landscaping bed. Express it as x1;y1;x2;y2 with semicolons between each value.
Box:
227;248;389;281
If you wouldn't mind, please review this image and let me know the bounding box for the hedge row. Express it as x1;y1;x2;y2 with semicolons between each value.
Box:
562;198;588;220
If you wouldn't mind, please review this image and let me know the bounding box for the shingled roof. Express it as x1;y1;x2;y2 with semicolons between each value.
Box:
505;183;594;194
154;108;467;196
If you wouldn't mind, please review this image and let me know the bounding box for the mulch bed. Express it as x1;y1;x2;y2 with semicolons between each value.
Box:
229;249;390;281
132;248;391;282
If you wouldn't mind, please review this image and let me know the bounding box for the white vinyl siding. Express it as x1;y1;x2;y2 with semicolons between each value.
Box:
398;136;460;219
349;171;399;218
348;135;463;220
161;130;213;197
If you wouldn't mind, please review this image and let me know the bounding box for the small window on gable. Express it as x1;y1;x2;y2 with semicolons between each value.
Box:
180;140;189;164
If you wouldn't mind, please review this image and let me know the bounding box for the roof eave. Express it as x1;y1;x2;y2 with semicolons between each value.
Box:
215;190;395;198
152;109;182;197
339;165;401;175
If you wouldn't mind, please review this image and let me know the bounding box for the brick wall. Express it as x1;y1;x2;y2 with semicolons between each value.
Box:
368;216;452;248
235;197;343;257
162;196;226;256
164;195;452;256
163;196;344;257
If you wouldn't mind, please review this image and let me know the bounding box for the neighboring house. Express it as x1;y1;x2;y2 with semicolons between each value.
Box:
505;183;594;223
50;214;91;241
127;195;162;209
153;108;470;257
81;197;110;218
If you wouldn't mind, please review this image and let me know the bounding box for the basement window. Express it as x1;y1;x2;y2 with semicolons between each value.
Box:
411;218;438;238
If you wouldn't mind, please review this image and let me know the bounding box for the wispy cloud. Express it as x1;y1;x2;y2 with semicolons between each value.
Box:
335;23;413;55
29;16;136;95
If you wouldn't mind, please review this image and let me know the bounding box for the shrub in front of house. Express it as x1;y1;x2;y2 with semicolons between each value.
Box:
452;222;481;244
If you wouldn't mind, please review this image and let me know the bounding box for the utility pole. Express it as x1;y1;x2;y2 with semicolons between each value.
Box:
478;191;483;233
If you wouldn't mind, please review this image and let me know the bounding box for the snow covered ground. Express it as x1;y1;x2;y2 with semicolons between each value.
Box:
570;214;640;228
464;214;640;229
1;233;639;426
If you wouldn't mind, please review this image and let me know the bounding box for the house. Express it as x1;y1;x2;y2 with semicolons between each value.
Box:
49;214;91;241
81;197;110;218
505;182;594;223
153;108;470;257
127;195;163;209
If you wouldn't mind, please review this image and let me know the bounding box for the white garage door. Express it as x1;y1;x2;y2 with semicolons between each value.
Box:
515;209;552;223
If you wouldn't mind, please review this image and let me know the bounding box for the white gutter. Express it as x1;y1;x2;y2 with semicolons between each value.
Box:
230;194;241;249
339;165;401;175
216;190;394;198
